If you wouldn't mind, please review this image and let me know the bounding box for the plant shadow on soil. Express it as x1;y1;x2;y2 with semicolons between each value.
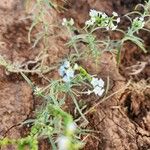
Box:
0;0;150;150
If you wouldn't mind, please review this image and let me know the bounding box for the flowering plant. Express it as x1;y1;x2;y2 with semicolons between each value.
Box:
0;1;150;150
85;10;120;30
58;60;105;97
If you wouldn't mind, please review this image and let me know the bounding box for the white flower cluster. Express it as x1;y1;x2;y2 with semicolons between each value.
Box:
58;60;75;82
86;77;105;97
131;17;145;31
57;122;76;150
58;60;79;83
62;18;74;26
85;9;120;30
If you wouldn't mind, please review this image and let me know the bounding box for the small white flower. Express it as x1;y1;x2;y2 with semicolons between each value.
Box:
93;78;104;87
58;65;66;76
91;17;96;22
91;77;104;87
67;122;76;134
93;86;104;96
116;17;120;23
57;136;70;150
62;18;67;26
62;68;74;82
89;9;99;17
111;25;117;30
91;77;99;87
97;78;105;87
70;18;74;26
62;18;74;26
58;60;70;77
63;60;70;68
112;11;118;17
62;75;71;82
139;17;144;21
109;22;117;30
101;13;108;18
132;17;145;30
85;19;95;26
65;68;74;78
93;86;101;95
58;60;75;83
85;20;90;26
90;77;105;96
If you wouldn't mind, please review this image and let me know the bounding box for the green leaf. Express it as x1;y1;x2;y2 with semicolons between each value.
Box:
123;35;147;53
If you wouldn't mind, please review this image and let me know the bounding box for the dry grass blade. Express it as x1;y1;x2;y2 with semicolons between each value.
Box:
125;61;147;75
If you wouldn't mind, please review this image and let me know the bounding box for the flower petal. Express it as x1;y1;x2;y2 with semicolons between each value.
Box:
66;68;74;78
63;60;70;68
97;78;104;87
58;66;65;76
91;77;99;87
63;75;71;82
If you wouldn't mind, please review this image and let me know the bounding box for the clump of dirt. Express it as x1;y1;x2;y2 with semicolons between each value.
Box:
83;81;150;150
0;0;23;11
119;42;150;81
121;81;150;132
0;1;39;81
0;81;33;139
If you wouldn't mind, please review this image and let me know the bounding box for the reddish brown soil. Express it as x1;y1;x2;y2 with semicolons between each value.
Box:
0;0;149;150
